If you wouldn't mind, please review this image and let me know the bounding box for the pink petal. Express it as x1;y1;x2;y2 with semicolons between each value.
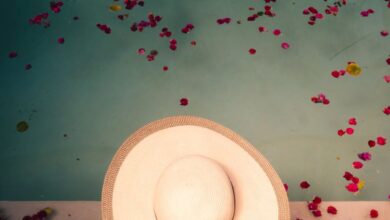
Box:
57;37;65;44
273;29;281;36
384;75;390;83
281;42;290;49
380;30;388;37
138;48;145;55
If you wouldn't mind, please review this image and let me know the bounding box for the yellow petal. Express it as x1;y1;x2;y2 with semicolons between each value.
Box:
346;63;362;76
109;4;122;11
357;180;365;190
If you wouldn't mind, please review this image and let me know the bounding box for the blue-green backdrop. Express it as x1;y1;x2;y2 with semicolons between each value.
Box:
0;0;389;201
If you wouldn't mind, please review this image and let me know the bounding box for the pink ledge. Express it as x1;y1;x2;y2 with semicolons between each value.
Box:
0;201;389;219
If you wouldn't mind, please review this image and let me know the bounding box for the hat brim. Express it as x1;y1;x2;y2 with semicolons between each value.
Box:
102;116;290;220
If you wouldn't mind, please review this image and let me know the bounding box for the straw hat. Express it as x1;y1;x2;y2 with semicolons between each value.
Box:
102;116;290;220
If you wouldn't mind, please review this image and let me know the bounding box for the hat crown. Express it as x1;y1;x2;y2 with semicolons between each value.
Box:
153;155;235;220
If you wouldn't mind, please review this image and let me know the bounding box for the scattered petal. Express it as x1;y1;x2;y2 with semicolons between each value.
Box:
281;42;290;49
180;98;188;106
312;210;322;217
337;129;345;136
345;127;354;135
258;26;267;32
284;183;288;192
368;140;376;148
383;106;390;115
249;48;256;55
352;161;363;169
348;117;357;126
370;209;379;218
384;75;390;83
300;181;310;189
380;30;389;37
358;152;372;161
8;51;17;58
273;29;281;36
163;66;168;71
57;37;65;44
109;4;122;12
138;48;145;55
377;136;386;145
312;196;322;204
25;64;32;70
343;171;353;181
346;183;359;192
308;202;318;210
327;206;338;215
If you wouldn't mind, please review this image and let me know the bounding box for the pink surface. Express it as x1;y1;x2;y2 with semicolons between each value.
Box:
0;201;389;220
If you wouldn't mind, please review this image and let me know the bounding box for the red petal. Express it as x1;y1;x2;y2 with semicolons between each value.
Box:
327;206;338;215
331;70;340;78
273;29;281;36
283;183;288;192
370;209;379;218
180;98;188;106
368;140;376;148
312;196;322;204
345;127;354;135
351;176;360;184
343;171;353;181
346;183;359;192
281;42;290;49
337;129;345;136
352;161;363;169
348;117;357;126
300;181;310;189
377;136;386;145
380;30;389;37
163;66;168;71
312;210;322;217
249;48;256;55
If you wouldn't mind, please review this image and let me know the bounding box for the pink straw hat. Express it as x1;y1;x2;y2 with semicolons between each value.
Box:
102;116;290;220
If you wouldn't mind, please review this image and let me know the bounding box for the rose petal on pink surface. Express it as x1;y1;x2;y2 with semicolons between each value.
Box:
281;42;290;49
370;209;379;218
308;202;318;210
312;196;322;204
327;206;338;215
352;161;363;169
312;210;322;217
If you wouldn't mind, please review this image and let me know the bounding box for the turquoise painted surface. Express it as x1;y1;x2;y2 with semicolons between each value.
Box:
0;0;389;201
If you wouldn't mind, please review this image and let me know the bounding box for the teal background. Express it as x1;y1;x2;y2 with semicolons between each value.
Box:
0;0;389;201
